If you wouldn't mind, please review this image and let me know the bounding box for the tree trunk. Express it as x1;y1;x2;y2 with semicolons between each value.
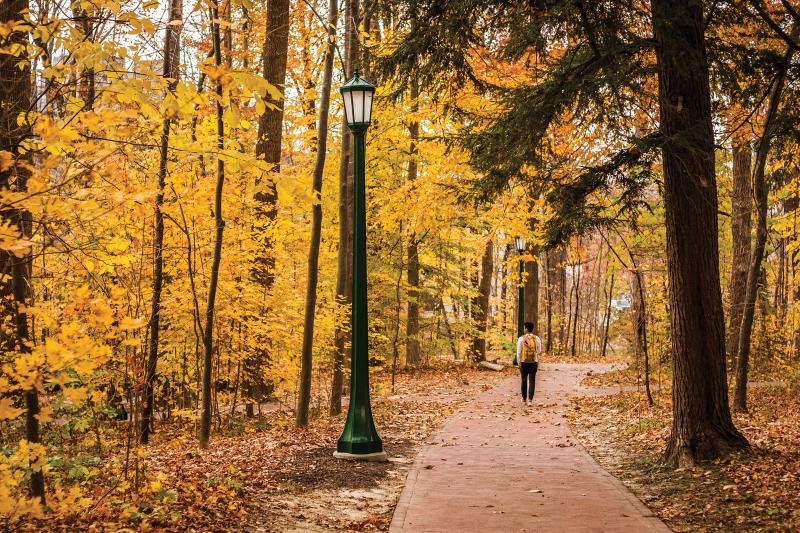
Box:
652;0;748;466
570;249;581;357
141;0;182;446
726;140;752;364
253;0;291;284
199;3;226;449
1;0;43;502
601;270;614;359
501;244;510;337
72;5;96;109
470;240;493;361
631;269;653;406
405;77;421;367
734;24;797;413
246;0;292;413
544;250;555;351
524;245;539;335
558;249;567;353
296;0;337;428
330;0;360;416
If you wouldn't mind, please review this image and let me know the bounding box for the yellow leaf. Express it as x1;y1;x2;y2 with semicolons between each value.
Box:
0;397;24;421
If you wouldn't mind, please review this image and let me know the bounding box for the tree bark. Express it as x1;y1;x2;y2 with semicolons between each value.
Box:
652;0;748;466
405;77;421;367
330;0;360;416
558;248;567;353
296;0;337;428
630;268;653;406
726;140;752;364
734;24;798;413
253;0;291;284
570;249;581;357
470;240;493;361
524;247;539;335
601;270;614;359
141;0;182;446
1;0;43;502
246;0;292;412
199;2;226;449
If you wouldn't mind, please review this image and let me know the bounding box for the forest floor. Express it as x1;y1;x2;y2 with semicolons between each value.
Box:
10;357;797;532
10;362;509;532
568;385;800;531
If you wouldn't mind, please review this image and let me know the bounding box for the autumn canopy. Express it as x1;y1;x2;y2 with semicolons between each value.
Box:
2;0;800;530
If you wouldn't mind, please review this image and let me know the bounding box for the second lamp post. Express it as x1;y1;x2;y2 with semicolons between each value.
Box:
515;236;527;339
334;71;386;461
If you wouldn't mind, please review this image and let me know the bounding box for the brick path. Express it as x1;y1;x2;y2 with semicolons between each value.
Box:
389;363;670;533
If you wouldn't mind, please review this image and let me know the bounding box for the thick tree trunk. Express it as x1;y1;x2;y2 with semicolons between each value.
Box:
141;0;182;446
726;141;752;364
471;240;493;361
253;0;291;284
405;77;421;367
199;3;226;449
652;0;748;466
296;0;337;428
246;0;292;413
734;25;797;413
1;0;43;502
330;0;360;416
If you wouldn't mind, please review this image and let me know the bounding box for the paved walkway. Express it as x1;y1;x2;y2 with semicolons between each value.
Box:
389;363;670;533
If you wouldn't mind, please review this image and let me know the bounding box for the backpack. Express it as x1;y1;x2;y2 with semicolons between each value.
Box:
521;334;538;363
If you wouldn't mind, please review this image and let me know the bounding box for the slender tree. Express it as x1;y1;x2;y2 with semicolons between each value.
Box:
630;268;653;406
734;24;798;413
405;76;422;367
331;0;360;416
600;270;614;359
297;0;338;428
141;0;183;446
199;2;226;449
470;239;493;361
727;140;752;363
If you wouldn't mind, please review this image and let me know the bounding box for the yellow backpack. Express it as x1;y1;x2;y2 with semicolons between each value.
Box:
521;335;538;363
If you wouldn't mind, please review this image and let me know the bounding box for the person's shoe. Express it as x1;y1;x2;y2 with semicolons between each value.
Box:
526;399;532;406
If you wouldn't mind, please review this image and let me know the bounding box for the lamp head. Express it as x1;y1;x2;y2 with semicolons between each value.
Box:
514;236;526;253
340;69;376;130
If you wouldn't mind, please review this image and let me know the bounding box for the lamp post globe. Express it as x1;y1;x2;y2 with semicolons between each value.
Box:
515;237;527;339
335;71;386;461
340;70;376;130
514;236;526;253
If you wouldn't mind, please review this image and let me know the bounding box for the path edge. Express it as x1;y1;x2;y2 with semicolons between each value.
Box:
568;390;673;532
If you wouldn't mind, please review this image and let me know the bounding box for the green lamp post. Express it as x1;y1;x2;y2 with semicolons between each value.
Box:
334;71;387;461
515;236;526;340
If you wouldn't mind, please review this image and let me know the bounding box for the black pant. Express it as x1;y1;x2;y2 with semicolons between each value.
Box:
520;362;538;400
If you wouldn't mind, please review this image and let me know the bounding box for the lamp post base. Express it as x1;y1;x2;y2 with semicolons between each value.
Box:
333;450;389;462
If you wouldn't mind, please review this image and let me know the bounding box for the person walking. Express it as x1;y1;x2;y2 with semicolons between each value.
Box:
515;322;541;405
